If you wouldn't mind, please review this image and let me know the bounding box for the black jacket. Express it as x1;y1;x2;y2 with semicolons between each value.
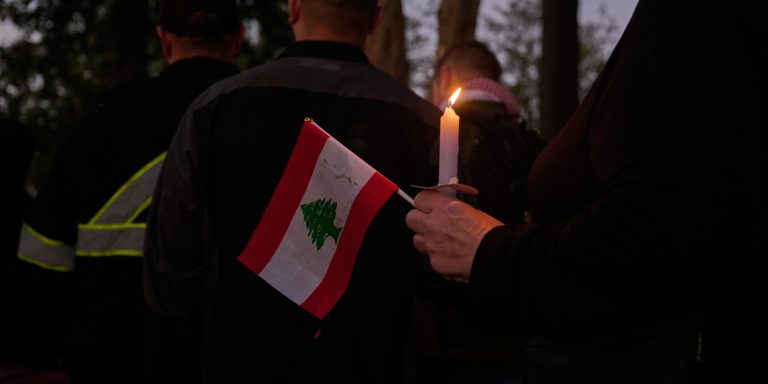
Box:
144;41;439;383
470;1;767;383
14;57;238;382
457;100;545;223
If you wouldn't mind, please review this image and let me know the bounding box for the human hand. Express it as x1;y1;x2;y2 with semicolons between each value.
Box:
405;190;503;282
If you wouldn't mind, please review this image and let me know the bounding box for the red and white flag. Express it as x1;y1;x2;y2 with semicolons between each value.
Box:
238;119;398;319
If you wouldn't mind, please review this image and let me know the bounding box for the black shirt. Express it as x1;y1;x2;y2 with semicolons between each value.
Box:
144;41;439;383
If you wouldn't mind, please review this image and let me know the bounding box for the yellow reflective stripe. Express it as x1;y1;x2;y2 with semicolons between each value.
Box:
88;152;166;225
17;223;75;272
17;252;74;272
76;250;143;257
125;197;152;224
77;223;146;258
80;223;146;230
21;223;68;247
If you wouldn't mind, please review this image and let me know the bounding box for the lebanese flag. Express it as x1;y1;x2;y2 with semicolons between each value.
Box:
237;119;398;319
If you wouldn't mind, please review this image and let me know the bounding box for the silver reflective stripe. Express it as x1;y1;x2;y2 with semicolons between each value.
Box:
89;153;166;225
17;224;75;272
76;153;165;258
76;224;146;257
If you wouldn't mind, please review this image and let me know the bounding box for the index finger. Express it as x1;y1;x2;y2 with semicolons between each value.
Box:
405;208;428;234
413;190;453;213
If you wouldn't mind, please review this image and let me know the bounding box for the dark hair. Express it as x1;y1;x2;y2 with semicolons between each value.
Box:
158;0;240;38
436;41;502;81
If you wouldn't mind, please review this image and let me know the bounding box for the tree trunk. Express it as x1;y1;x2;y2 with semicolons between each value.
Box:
365;0;408;84
539;0;578;140
437;0;480;58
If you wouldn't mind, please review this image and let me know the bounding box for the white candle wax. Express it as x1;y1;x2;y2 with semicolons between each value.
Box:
439;103;459;197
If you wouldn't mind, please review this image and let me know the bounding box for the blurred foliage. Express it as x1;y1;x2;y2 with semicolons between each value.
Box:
404;0;440;96
1;0;618;189
577;3;619;95
484;0;619;131
484;0;542;129
0;0;292;191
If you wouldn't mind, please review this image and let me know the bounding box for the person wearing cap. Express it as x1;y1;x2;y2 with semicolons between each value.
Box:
143;0;438;382
14;1;243;383
410;41;545;384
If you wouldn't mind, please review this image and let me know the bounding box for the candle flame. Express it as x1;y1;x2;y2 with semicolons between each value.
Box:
449;88;462;106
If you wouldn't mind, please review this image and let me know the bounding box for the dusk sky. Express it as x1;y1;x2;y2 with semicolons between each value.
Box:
1;1;639;48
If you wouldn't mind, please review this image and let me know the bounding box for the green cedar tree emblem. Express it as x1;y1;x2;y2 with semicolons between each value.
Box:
300;198;343;251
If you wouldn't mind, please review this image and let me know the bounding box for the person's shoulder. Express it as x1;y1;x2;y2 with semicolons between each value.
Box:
178;57;440;130
69;76;170;143
92;76;165;118
325;61;440;129
456;100;509;120
365;66;438;110
455;101;518;134
179;64;265;115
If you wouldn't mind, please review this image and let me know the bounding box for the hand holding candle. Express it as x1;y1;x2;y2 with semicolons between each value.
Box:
439;88;462;197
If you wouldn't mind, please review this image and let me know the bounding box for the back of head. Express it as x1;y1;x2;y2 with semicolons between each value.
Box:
436;41;502;82
300;0;379;36
158;0;240;40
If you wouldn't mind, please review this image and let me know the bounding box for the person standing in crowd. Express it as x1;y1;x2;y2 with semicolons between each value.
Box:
407;0;766;382
14;1;243;382
143;0;439;382
411;41;544;384
432;41;545;227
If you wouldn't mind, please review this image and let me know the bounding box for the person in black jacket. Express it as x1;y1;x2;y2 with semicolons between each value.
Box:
406;1;767;383
143;0;439;382
412;41;544;384
13;1;243;382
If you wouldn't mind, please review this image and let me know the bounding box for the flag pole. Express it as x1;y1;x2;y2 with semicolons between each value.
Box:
397;189;415;207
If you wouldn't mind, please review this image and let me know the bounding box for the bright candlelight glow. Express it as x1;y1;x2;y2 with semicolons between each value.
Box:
439;88;462;197
449;88;462;106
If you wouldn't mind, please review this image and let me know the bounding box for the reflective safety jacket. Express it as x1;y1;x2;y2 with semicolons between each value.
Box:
18;58;237;270
15;57;238;382
18;153;165;270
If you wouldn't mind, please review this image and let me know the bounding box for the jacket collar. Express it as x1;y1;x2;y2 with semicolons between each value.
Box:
277;41;370;65
160;57;239;80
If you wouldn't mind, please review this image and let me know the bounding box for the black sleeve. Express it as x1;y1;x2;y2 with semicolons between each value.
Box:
9;117;96;367
23;123;91;249
469;0;710;334
470;161;700;338
143;110;207;382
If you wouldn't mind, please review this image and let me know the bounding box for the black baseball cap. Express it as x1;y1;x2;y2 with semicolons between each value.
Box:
158;0;240;37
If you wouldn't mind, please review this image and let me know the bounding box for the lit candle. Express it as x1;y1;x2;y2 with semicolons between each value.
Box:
439;88;462;196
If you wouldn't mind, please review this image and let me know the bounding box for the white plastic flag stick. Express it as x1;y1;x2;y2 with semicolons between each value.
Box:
397;189;415;207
